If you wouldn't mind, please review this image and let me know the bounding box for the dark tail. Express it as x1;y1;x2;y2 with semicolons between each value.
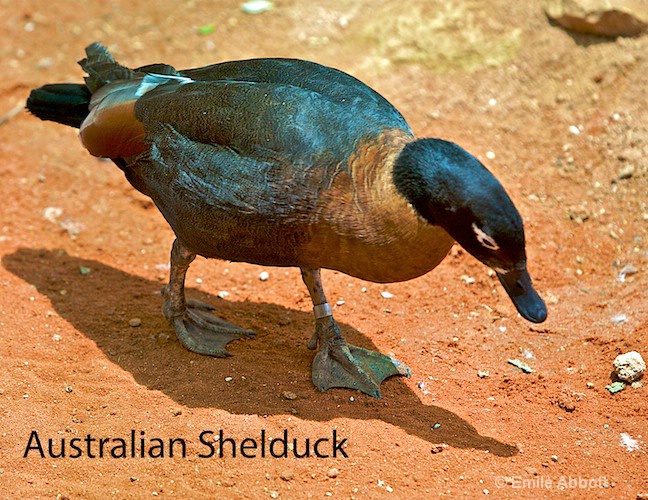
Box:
26;84;91;128
26;42;138;129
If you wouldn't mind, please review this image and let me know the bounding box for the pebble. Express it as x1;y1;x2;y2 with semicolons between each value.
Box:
430;444;447;454
486;151;496;160
327;467;339;478
460;274;476;284
618;264;638;282
568;125;581;135
217;291;230;298
507;358;534;373
551;455;559;462
129;318;142;327
52;334;62;342
610;314;627;324
259;271;270;281
606;381;625;394
381;291;393;299
43;206;63;222
586;382;595;389
478;370;490;379
617;165;635;180
241;0;273;14
225;377;233;382
282;391;297;400
279;470;294;481
613;351;646;382
65;386;73;393
524;466;538;476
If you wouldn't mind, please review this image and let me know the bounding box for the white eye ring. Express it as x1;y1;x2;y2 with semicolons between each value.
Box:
472;223;499;251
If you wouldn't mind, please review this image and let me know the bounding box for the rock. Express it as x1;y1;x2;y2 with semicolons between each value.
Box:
282;391;297;400
430;444;447;454
129;318;142;327
327;467;339;478
524;466;539;476
613;351;646;382
279;470;294;481
543;0;647;37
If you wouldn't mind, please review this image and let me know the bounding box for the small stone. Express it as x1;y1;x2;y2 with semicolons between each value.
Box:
430;444;447;454
282;391;297;400
611;314;628;324
79;266;91;275
486;151;496;160
617;165;635;180
241;0;273;14
129;318;142;327
217;291;230;298
52;334;62;342
543;0;648;37
631;381;643;389
586;382;595;389
613;351;646;382
460;275;476;284
568;125;581;135
279;470;294;481
524;466;539;476
551;455;559;462
381;291;393;299
259;271;270;281
618;264;638;282
172;409;182;416
477;370;490;379
65;386;73;393
225;376;233;382
507;358;534;373
433;423;441;429
327;467;339;478
606;381;626;394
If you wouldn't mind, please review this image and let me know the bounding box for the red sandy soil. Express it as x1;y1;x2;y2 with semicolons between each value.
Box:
0;0;646;498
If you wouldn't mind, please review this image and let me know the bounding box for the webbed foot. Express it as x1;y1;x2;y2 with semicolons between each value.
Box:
163;288;255;357
310;317;410;398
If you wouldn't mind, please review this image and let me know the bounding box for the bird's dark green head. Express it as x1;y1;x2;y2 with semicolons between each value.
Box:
393;138;547;323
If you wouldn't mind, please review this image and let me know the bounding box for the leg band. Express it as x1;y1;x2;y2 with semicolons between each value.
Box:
313;302;332;319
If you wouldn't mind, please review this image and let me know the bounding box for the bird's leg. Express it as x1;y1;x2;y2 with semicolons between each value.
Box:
300;268;410;398
162;238;255;357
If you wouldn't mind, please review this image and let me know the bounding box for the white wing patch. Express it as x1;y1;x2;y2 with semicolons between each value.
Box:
472;223;499;251
136;73;194;97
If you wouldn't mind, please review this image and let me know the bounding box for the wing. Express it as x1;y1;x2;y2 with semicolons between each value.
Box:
136;123;323;220
133;77;410;168
177;58;409;131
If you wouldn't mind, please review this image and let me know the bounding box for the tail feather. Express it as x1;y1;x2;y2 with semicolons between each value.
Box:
26;83;91;128
78;42;137;92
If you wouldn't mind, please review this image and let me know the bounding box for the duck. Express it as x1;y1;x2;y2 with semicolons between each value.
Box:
26;43;547;398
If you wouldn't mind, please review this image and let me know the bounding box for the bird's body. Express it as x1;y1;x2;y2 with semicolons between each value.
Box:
27;44;546;397
77;55;453;282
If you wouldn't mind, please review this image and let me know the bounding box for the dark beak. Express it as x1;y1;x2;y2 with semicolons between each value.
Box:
497;268;547;323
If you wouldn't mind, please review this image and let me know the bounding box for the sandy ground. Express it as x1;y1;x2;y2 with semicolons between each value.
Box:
0;0;646;498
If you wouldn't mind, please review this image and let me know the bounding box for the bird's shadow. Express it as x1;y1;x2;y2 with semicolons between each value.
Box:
3;248;516;457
